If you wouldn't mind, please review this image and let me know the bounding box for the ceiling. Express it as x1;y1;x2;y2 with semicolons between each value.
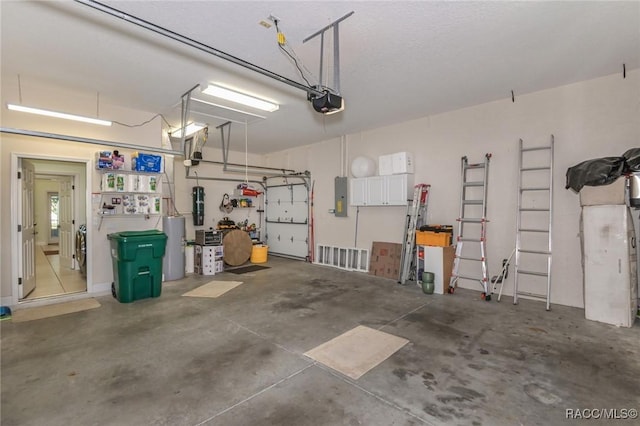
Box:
2;1;639;154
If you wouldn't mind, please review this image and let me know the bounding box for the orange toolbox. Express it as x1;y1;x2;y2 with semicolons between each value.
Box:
415;225;453;247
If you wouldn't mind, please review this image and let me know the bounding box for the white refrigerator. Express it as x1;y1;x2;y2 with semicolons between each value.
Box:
582;205;638;327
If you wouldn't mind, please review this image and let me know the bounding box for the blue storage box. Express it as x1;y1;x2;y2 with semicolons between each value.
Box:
133;153;163;172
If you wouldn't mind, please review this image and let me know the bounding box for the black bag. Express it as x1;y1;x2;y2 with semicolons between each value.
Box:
565;157;625;192
622;148;640;172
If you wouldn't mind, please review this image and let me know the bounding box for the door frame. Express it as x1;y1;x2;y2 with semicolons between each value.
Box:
11;153;92;306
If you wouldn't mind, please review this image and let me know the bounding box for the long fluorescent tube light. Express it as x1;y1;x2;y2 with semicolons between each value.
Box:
169;122;205;138
201;84;279;112
7;104;112;126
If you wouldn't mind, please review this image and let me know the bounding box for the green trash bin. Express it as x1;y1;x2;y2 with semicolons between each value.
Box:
107;230;168;303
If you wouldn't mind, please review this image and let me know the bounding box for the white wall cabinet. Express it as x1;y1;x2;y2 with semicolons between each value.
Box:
350;174;413;206
350;177;368;206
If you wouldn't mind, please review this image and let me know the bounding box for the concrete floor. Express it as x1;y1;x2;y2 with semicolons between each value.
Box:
2;257;639;426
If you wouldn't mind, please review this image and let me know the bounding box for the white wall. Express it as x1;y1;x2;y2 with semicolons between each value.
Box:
264;70;640;308
0;81;165;301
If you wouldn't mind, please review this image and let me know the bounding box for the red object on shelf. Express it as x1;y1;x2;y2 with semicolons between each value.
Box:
241;188;262;196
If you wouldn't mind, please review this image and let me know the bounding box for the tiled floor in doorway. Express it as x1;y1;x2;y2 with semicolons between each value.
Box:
25;245;86;300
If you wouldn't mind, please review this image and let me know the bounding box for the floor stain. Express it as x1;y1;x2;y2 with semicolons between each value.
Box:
422;372;438;390
524;383;562;405
422;402;453;421
449;386;485;400
392;368;418;380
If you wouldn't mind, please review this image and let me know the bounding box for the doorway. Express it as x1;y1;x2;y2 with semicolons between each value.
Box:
14;156;89;302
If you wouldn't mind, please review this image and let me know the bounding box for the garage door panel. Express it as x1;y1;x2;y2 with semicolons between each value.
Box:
265;180;310;260
265;223;308;259
266;185;308;221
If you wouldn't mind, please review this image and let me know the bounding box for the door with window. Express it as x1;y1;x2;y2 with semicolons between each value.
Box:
48;192;59;244
59;176;74;269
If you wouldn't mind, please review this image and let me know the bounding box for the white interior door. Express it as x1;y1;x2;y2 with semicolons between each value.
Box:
48;191;60;245
264;180;310;259
19;159;36;299
59;176;75;269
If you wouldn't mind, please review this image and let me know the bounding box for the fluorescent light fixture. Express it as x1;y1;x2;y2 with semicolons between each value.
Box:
6;103;112;126
201;84;279;112
169;122;205;138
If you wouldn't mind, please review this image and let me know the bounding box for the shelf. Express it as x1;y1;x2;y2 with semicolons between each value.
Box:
97;169;161;175
98;213;162;218
101;191;161;195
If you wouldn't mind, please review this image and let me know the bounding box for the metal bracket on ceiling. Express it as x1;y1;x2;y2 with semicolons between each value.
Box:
178;84;199;155
218;121;232;171
303;11;354;95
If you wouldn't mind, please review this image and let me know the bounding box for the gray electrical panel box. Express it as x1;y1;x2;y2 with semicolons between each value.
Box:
334;176;348;217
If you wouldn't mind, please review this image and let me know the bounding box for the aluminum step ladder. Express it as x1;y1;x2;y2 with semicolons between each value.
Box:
449;154;492;300
399;184;431;284
514;136;554;310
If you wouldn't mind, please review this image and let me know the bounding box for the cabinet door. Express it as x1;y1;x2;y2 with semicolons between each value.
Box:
349;177;368;206
386;174;409;205
367;176;386;205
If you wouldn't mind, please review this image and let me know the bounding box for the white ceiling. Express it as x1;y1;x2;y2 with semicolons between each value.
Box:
2;1;639;154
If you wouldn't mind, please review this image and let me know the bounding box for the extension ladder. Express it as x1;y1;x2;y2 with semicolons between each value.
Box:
514;136;554;310
399;184;431;284
449;154;491;300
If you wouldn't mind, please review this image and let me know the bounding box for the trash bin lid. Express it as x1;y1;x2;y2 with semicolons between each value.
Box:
107;230;167;240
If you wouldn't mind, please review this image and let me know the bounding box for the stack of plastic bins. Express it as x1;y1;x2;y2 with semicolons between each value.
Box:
107;230;168;303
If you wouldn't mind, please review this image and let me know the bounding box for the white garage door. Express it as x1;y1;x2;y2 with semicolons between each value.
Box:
264;177;310;260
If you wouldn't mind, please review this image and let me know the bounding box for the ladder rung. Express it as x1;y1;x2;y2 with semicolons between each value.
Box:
521;187;550;192
465;164;485;170
457;256;484;261
519;208;550;212
463;181;484;187
463;200;483;205
521;167;550;172
458;238;482;242
459;218;484;223
454;274;485;282
517;269;549;277
516;291;548;300
518;249;551;255
521;146;551;152
518;228;549;233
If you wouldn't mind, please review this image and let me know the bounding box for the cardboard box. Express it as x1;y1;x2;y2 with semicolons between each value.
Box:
579;176;626;206
369;242;403;280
